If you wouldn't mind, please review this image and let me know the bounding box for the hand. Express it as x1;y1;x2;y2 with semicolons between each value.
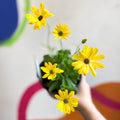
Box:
74;75;106;120
74;75;92;110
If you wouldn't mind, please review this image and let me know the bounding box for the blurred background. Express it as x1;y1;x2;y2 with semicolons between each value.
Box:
0;0;120;120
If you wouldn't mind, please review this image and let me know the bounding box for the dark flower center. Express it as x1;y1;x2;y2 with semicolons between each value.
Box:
58;31;63;36
50;70;54;74
63;99;69;104
84;58;90;64
38;15;43;21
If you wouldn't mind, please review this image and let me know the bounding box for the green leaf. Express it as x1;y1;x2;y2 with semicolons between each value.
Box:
48;81;58;92
64;86;77;93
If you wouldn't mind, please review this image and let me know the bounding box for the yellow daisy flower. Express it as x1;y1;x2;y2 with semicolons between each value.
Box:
72;45;105;77
55;89;79;114
52;23;71;40
41;62;64;80
26;2;54;30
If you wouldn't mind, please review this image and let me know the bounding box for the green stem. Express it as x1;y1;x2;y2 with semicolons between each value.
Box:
46;23;55;55
47;23;50;48
73;43;82;55
59;38;63;50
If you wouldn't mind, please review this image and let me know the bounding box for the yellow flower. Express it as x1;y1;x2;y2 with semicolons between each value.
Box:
72;45;105;77
41;62;64;80
55;89;79;114
26;2;54;30
52;23;71;40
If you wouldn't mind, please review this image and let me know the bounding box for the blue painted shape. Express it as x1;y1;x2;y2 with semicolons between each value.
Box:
0;0;18;43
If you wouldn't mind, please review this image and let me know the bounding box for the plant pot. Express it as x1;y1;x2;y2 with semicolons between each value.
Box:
39;61;81;94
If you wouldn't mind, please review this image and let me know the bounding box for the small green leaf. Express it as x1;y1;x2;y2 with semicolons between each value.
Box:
48;81;58;92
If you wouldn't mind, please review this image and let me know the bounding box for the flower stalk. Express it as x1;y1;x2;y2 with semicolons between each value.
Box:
59;38;63;50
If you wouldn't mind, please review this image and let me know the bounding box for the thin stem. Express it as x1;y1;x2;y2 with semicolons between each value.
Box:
46;23;55;55
47;23;50;48
73;42;82;55
59;38;63;50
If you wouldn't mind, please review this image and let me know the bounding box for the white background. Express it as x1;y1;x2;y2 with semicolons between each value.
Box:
0;0;120;119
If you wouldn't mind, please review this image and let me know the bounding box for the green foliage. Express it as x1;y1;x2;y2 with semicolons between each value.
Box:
42;49;81;93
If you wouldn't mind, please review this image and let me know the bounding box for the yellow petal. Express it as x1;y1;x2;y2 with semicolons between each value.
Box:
69;98;79;108
63;104;67;114
29;21;34;24
72;61;80;66
48;74;56;79
73;62;83;70
48;62;52;67
62;36;67;40
70;106;75;112
89;64;96;77
42;73;49;78
26;14;38;24
58;90;64;98
41;18;47;26
45;13;54;18
55;95;63;101
83;65;89;76
51;74;56;79
69;100;78;107
79;51;86;59
52;31;58;35
55;36;59;39
83;45;88;54
54;68;64;73
66;104;71;114
78;64;84;74
73;55;84;61
86;47;93;58
44;62;48;67
67;91;74;99
52;63;57;68
41;9;48;17
91;63;97;70
71;98;79;102
64;89;68;97
40;66;49;73
40;2;44;13
64;31;71;34
90;48;99;57
91;62;104;69
31;6;40;16
57;101;64;111
34;21;42;30
91;55;105;60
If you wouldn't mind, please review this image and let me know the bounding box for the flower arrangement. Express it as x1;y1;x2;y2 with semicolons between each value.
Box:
26;2;105;114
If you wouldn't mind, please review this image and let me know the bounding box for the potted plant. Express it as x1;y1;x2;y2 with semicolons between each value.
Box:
26;2;105;114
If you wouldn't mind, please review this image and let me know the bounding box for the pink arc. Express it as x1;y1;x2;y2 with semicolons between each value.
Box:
18;82;43;120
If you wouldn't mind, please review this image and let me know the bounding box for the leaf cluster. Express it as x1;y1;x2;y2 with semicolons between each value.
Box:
41;49;81;93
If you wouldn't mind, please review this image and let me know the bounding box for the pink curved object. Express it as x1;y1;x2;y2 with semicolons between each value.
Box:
18;81;43;120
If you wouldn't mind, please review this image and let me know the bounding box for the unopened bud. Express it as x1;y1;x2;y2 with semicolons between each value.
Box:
82;39;87;44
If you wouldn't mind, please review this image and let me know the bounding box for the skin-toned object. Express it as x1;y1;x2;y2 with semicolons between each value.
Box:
74;75;106;120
